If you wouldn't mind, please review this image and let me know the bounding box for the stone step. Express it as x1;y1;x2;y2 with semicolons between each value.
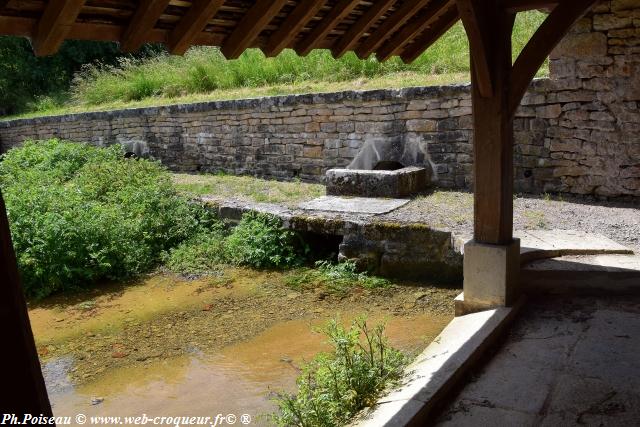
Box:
521;254;640;295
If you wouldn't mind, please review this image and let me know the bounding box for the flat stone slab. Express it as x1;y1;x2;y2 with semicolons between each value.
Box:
519;229;633;262
456;230;634;262
436;296;640;426
298;196;409;214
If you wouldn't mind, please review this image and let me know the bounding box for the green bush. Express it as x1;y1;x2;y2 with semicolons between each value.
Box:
0;139;205;298
164;212;307;275
273;317;407;427
164;226;227;276
225;212;307;269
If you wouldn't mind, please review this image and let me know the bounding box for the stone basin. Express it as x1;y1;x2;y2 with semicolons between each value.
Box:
325;166;428;198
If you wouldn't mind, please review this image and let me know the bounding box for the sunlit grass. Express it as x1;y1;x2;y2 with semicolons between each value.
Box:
172;172;325;206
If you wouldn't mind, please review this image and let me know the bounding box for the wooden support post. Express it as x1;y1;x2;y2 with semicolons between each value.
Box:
465;3;515;245
456;0;599;313
0;191;52;414
456;0;519;314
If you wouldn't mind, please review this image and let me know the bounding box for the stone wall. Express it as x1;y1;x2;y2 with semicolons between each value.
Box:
0;0;638;198
0;86;475;188
515;0;640;197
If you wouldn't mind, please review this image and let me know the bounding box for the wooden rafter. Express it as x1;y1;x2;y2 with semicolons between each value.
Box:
400;7;459;63
376;0;453;61
502;0;558;13
120;0;171;52
32;0;85;56
509;0;599;115
264;0;327;57
221;0;289;59
456;0;494;98
0;14;230;46
169;0;225;55
295;0;361;56
331;0;397;59
0;16;34;37
355;0;431;59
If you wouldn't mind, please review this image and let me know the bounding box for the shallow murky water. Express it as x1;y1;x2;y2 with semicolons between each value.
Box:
30;270;457;426
45;313;449;424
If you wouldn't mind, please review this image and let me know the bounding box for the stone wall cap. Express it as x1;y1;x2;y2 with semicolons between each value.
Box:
0;83;481;128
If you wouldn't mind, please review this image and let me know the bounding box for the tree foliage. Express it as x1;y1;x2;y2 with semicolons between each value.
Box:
0;36;161;115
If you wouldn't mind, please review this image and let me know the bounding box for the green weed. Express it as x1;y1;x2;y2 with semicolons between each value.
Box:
272;317;407;427
225;212;309;269
286;260;390;294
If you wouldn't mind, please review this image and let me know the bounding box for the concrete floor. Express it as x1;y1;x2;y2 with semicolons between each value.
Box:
436;295;640;426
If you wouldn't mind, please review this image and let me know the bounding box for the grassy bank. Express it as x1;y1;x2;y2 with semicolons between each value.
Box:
5;11;547;120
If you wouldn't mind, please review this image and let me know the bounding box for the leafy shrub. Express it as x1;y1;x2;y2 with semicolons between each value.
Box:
164;226;227;276
225;212;307;269
286;260;390;294
0;139;205;298
164;212;308;275
273;317;407;427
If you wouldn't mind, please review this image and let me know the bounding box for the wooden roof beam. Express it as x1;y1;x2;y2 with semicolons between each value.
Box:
456;0;494;97
509;0;599;115
120;0;171;52
503;0;558;13
400;7;459;63
169;0;225;55
296;0;361;56
221;0;289;59
331;0;397;59
376;0;453;61
32;0;85;56
356;0;431;59
0;16;35;37
264;0;327;57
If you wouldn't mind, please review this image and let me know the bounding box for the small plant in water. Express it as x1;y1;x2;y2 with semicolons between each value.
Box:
272;317;407;427
286;260;390;294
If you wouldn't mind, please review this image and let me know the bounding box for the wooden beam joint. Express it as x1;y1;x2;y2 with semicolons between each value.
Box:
121;0;170;52
32;0;85;56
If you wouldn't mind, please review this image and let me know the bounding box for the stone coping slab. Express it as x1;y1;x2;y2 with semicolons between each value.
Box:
299;196;410;214
455;229;634;263
518;229;634;263
353;298;524;426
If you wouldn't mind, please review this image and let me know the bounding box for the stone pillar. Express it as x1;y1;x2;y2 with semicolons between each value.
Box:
456;239;520;316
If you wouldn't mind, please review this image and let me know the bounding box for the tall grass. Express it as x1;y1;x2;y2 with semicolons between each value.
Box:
70;12;547;107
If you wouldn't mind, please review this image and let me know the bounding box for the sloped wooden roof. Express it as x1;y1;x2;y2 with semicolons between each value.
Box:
0;0;551;61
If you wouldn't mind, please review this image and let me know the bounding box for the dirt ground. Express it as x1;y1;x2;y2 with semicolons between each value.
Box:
30;268;459;385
